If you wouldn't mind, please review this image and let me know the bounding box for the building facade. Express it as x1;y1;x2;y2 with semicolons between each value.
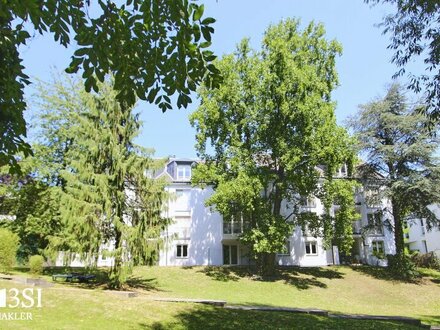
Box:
157;158;396;267
405;205;440;256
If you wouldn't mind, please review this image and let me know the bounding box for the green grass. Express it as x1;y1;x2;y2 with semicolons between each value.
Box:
132;265;440;325
1;265;439;329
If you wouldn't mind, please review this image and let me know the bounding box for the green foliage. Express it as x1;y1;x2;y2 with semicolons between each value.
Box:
1;0;219;172
191;19;355;273
411;251;440;270
0;168;62;262
366;0;440;123
387;253;419;280
314;179;359;254
29;255;44;275
348;83;440;256
37;75;170;288
372;250;385;260
0;228;19;272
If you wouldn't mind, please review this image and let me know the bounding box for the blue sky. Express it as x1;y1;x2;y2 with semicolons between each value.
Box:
22;0;401;158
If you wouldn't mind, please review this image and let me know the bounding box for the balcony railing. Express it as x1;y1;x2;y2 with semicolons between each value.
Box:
223;222;244;235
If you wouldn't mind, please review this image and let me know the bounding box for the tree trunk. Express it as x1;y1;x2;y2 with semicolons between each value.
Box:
110;228;123;289
256;252;276;277
391;198;405;256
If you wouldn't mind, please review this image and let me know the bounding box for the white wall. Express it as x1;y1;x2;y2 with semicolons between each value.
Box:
159;184;223;266
55;251;114;268
406;203;440;255
276;227;333;266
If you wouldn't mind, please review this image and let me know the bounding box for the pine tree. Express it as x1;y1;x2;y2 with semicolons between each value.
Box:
349;83;440;258
39;77;169;288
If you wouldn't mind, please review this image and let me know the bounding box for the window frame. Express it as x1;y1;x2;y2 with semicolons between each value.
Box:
177;165;192;180
223;212;246;235
371;240;384;255
176;244;188;259
305;241;318;256
367;212;383;234
223;244;239;265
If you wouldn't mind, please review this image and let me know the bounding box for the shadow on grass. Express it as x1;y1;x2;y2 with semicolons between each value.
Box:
125;276;162;291
196;266;344;290
139;305;422;329
350;265;421;284
14;266;161;291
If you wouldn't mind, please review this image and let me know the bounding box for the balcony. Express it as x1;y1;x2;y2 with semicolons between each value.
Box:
223;221;246;240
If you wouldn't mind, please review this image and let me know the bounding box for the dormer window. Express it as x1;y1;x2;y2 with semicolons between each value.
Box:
177;165;191;180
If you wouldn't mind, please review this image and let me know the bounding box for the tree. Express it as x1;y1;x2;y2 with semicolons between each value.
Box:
0;76;81;262
0;228;19;272
190;19;356;275
348;83;440;258
0;169;61;263
366;0;440;122
1;0;220;172
33;76;170;288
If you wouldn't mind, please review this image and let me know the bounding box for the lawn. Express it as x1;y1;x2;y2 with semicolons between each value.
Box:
0;265;439;329
132;265;440;325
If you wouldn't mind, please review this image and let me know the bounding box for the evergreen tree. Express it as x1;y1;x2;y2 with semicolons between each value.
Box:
37;77;169;288
348;83;440;258
191;19;356;275
366;0;440;122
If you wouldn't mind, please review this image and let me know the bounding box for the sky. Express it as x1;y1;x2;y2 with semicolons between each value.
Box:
21;0;402;159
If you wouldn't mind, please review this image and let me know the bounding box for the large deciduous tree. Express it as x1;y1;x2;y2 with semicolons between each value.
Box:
366;0;440;122
1;0;219;172
190;19;356;275
348;83;440;258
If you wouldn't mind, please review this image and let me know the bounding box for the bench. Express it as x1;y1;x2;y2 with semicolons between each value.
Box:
52;273;96;283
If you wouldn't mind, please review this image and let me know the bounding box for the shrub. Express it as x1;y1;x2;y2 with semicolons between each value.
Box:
0;228;19;273
29;255;45;275
387;253;419;280
411;251;440;270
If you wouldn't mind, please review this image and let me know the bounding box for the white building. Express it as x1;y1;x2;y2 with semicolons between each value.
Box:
405;205;440;256
54;158;396;267
157;158;396;267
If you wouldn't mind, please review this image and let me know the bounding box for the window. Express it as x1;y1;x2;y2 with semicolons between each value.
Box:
337;164;347;177
175;216;191;239
371;240;384;255
177;165;191;180
278;239;291;256
176;244;188;258
223;245;238;265
420;219;426;235
175;189;190;211
305;241;317;255
367;212;383;234
300;196;316;208
223;212;245;235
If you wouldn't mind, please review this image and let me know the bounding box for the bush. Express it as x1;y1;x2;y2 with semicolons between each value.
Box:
29;255;45;275
0;228;19;273
411;251;440;270
387;253;419;280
